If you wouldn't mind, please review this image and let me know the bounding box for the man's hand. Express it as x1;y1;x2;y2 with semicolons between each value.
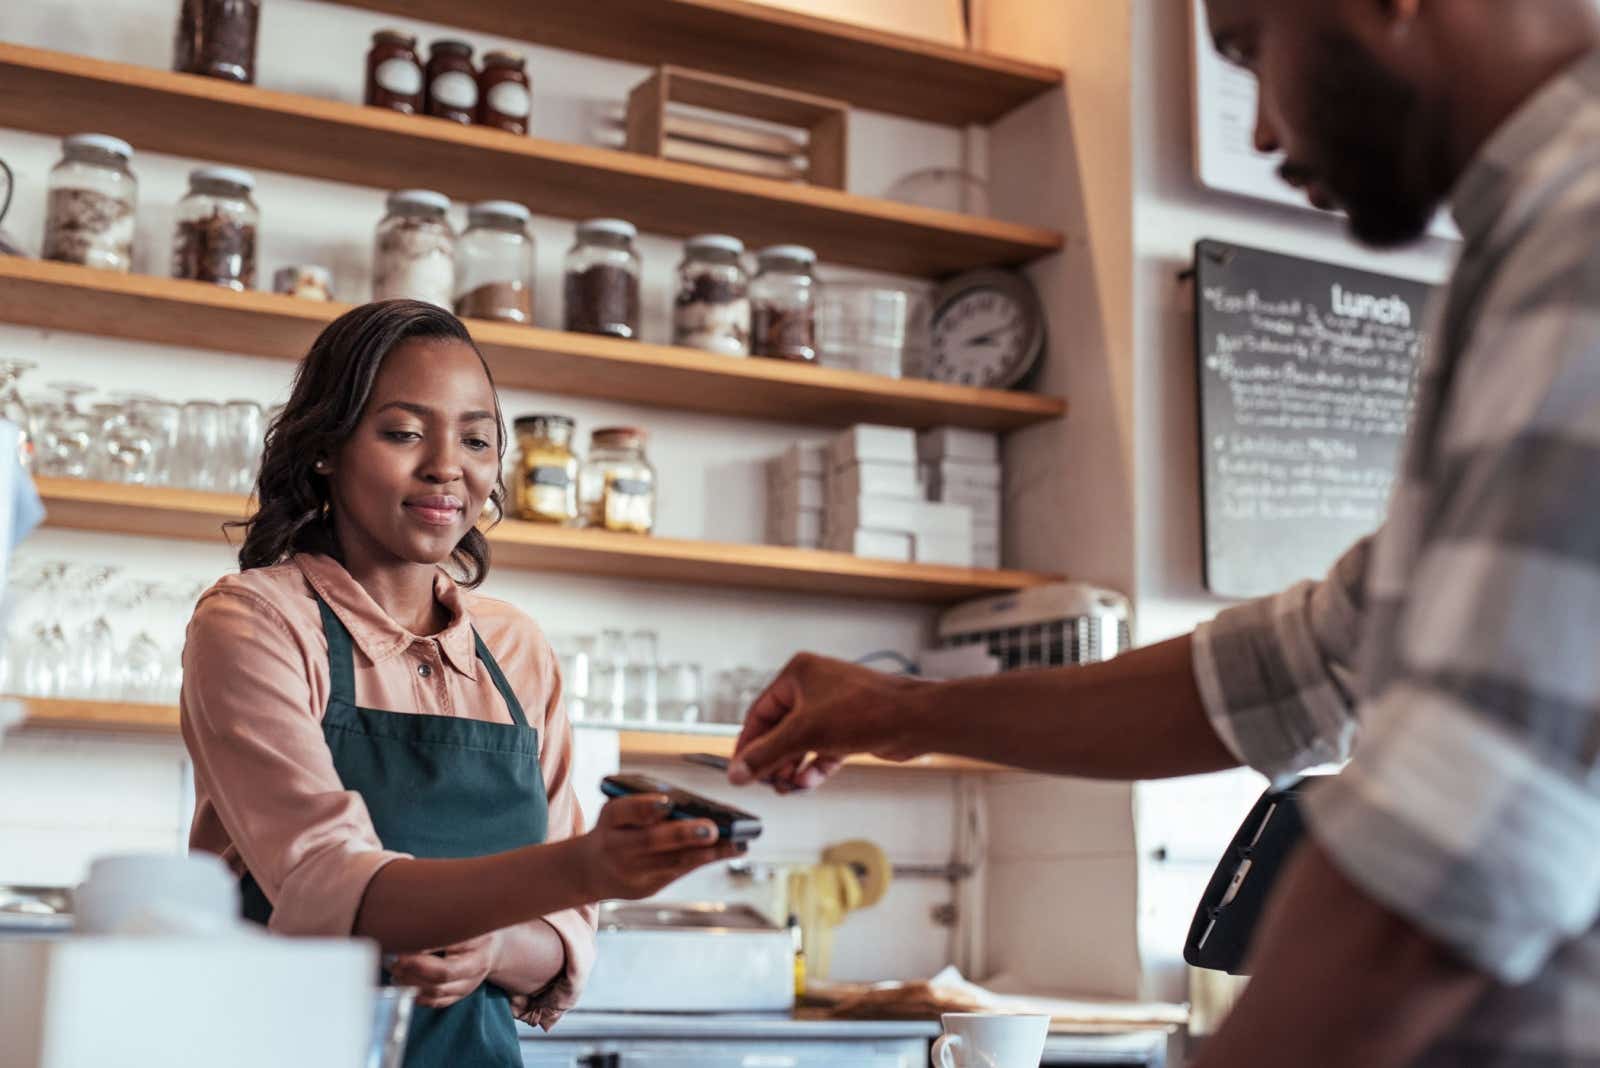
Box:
728;653;931;792
389;933;501;1009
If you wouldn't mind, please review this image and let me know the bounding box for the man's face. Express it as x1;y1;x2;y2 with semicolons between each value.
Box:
1206;0;1447;247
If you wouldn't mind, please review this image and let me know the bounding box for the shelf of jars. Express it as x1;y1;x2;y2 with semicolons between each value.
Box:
33;478;1061;603
9;696;1001;772
0;259;1066;432
0;44;1062;278
321;0;1062;127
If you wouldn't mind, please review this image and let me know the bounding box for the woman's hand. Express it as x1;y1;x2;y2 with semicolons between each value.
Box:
389;932;501;1009
578;794;744;901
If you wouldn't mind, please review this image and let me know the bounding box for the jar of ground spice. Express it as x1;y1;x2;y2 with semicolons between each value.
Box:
373;189;456;308
424;40;478;124
478;51;531;135
674;234;750;356
563;219;641;340
365;29;423;115
750;245;817;362
173;166;258;290
456;200;535;324
174;0;261;83
43;134;138;273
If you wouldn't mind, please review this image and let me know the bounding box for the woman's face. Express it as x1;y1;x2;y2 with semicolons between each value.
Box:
326;337;501;572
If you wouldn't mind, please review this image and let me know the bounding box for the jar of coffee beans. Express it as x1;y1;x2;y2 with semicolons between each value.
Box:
174;0;260;83
750;245;817;362
43;134;138;273
563;219;641;340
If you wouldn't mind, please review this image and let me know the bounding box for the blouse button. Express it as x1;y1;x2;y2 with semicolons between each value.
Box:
417;663;433;678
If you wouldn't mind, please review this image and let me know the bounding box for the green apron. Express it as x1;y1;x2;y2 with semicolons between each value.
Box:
241;595;549;1068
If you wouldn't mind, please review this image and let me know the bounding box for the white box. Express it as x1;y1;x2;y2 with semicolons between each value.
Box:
769;472;825;511
831;461;924;501
924;459;1003;490
829;424;917;469
915;531;975;567
825;529;914;562
831;498;971;539
0;935;374;1068
768;509;824;547
918;427;1000;463
772;441;829;483
931;482;1001;523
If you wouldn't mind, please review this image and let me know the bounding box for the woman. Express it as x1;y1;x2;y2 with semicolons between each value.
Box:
180;300;739;1067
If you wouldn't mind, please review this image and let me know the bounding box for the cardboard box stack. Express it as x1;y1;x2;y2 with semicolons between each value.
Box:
919;428;1002;569
766;441;828;549
825;425;973;565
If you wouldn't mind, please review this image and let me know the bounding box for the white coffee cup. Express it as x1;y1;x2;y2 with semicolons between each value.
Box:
932;1013;1050;1068
75;852;241;935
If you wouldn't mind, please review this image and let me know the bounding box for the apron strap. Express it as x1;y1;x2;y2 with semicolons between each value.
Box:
473;628;530;729
315;596;359;708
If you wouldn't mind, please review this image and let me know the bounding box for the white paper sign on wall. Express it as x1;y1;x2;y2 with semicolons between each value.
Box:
1187;0;1458;241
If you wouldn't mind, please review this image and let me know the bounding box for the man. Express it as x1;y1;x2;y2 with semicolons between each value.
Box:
727;2;1600;1065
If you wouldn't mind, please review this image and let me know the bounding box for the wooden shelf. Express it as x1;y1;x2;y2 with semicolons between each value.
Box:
317;0;1063;127
0;259;1065;432
11;698;1003;773
35;479;1061;603
0;44;1062;278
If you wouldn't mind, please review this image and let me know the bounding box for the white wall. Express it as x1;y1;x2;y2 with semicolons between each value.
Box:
0;0;979;983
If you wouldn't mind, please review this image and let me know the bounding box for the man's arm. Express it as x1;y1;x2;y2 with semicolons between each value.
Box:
1192;839;1489;1068
731;537;1371;790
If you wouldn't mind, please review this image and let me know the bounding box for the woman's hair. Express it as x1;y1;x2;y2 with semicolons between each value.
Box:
236;299;506;587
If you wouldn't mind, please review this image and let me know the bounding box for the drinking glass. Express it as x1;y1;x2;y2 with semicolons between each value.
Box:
145;400;182;486
658;662;703;724
121;630;166;704
65;566;120;699
106;394;159;485
590;628;627;722
178;400;224;491
222;398;264;494
0;359;37;469
42;382;96;479
623;629;659;723
551;633;593;723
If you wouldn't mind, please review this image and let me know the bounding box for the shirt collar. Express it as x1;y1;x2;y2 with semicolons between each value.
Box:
1451;49;1600;243
294;554;478;681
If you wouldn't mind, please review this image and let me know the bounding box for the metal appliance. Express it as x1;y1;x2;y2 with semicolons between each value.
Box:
937;584;1132;671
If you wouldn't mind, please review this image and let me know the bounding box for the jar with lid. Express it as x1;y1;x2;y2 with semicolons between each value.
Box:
563;219;641;340
374;190;456;308
43;134;137;273
674;234;750;356
478;51;531;135
173;166;258;290
365;30;423;115
514;414;580;524
455;201;534;324
579;427;656;534
174;0;260;83
424;40;478;124
750;245;817;362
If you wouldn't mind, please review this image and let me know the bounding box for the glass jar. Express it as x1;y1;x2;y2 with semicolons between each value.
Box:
563;219;641;340
514;414;579;525
674;234;750;356
365;29;423;115
424;40;478;124
750;245;818;362
272;264;333;301
43;134;137;273
373;189;455;308
455;201;534;324
478;51;531;135
173;166;258;290
174;0;260;83
579;427;656;534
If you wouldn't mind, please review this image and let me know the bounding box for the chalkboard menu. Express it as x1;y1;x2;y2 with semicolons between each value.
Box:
1194;240;1435;598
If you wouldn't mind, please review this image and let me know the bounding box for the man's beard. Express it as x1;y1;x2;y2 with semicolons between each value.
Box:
1303;30;1442;248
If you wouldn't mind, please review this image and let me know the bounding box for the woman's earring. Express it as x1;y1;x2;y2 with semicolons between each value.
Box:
313;460;330;473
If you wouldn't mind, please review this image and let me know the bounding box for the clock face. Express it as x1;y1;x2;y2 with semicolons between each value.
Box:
926;270;1045;389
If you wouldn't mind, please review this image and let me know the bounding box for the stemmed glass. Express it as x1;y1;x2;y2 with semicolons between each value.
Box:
0;359;38;469
41;382;96;479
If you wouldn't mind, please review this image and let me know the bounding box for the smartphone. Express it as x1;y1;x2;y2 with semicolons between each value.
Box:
600;773;764;843
681;752;732;772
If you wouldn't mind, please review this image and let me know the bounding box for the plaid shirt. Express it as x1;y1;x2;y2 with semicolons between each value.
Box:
1193;52;1600;1066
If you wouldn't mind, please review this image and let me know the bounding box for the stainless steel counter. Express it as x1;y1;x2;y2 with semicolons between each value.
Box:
521;1013;940;1041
